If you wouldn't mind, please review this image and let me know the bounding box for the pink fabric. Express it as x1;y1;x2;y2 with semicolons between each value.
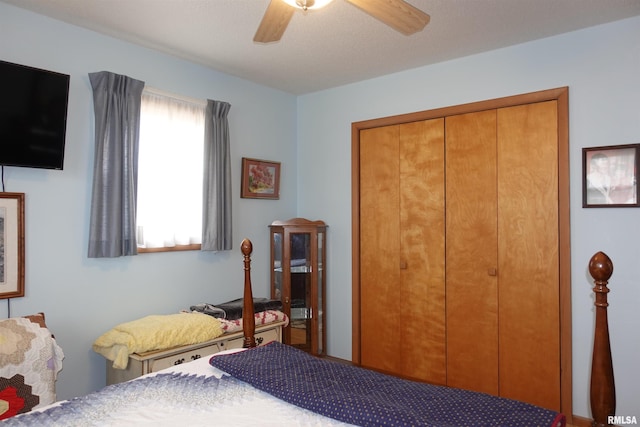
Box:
218;310;288;333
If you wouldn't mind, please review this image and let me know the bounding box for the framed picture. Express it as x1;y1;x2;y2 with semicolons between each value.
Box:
583;144;639;207
241;157;281;199
0;192;25;299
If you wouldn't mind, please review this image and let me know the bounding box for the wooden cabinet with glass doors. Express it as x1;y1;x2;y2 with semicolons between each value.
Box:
270;218;327;356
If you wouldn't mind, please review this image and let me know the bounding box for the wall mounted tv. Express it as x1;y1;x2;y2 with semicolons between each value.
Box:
0;60;70;170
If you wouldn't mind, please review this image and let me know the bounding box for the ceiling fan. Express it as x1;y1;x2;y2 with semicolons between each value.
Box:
254;0;430;43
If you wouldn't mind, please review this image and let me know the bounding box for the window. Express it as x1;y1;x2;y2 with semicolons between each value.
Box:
136;89;206;251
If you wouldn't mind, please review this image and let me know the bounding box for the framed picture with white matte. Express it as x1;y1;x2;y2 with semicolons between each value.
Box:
0;192;25;299
583;144;639;208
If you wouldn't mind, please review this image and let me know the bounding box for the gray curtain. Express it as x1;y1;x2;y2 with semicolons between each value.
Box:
202;100;232;251
87;72;145;258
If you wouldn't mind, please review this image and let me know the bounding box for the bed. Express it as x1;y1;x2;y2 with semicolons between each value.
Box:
7;240;619;426
587;251;616;427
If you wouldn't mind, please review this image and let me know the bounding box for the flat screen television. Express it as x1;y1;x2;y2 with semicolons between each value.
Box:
0;60;70;170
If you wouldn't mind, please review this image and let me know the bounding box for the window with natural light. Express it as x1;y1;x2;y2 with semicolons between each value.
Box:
136;89;206;251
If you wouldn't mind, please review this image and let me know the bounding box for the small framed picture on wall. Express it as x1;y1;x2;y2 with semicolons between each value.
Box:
582;144;639;207
241;157;281;199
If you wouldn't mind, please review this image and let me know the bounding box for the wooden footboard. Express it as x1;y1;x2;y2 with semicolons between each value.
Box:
588;252;615;427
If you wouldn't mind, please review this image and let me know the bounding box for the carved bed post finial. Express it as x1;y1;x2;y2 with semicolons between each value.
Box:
588;251;615;427
241;239;256;348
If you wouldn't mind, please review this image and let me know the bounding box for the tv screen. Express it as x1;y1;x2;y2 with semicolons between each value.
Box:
0;60;70;170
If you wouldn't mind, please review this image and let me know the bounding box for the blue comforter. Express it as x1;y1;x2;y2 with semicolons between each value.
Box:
210;341;566;427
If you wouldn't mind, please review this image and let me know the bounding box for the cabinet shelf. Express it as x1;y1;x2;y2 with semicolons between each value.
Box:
274;266;311;273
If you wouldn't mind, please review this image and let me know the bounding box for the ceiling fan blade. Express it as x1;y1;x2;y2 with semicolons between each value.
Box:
254;0;295;43
346;0;430;35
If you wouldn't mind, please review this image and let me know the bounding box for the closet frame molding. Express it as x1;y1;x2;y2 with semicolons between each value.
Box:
351;87;571;419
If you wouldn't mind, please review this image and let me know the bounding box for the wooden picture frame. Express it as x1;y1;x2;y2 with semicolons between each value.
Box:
583;144;639;207
0;192;25;299
241;158;281;199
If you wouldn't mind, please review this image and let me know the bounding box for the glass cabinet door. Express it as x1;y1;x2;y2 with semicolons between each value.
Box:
288;232;312;351
317;229;325;355
270;219;327;356
271;230;283;302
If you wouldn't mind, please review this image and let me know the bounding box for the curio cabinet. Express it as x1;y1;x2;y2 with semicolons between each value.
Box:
270;218;327;355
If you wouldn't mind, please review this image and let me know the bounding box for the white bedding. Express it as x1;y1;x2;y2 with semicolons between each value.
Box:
7;350;353;427
141;356;352;427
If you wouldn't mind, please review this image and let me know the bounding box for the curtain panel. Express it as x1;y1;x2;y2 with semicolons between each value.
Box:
87;72;145;258
201;100;232;251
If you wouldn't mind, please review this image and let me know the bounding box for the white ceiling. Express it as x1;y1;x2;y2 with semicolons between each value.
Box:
3;0;640;94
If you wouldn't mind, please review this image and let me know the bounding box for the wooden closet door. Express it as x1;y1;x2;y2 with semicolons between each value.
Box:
399;119;446;384
354;88;570;416
359;119;446;384
445;110;499;395
360;124;401;374
497;101;560;411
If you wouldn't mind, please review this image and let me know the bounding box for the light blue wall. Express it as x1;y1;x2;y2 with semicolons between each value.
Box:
2;0;639;420
0;2;297;402
297;16;640;419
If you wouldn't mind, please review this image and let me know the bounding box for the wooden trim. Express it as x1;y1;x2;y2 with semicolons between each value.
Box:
352;87;570;130
351;87;572;417
571;414;595;427
351;122;362;365
138;244;201;253
557;87;574;424
270;218;327;227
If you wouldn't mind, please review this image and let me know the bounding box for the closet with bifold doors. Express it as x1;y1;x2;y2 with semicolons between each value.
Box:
351;88;571;415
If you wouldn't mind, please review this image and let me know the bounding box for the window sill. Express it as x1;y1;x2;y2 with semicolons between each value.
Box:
138;244;201;253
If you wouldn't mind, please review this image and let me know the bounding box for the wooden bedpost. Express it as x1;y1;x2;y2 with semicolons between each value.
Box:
241;238;257;348
588;251;615;427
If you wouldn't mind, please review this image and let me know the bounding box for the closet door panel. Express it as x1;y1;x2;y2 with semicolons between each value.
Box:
399;119;446;384
445;111;499;395
359;125;401;373
497;101;560;410
354;88;569;415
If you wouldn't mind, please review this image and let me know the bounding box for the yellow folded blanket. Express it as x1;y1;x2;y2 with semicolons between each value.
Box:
93;312;223;370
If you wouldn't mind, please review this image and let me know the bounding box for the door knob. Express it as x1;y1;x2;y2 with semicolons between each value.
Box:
488;268;497;276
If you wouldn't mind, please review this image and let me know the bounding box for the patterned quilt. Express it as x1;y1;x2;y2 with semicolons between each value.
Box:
2;369;353;426
217;310;288;334
210;341;567;427
0;314;64;420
